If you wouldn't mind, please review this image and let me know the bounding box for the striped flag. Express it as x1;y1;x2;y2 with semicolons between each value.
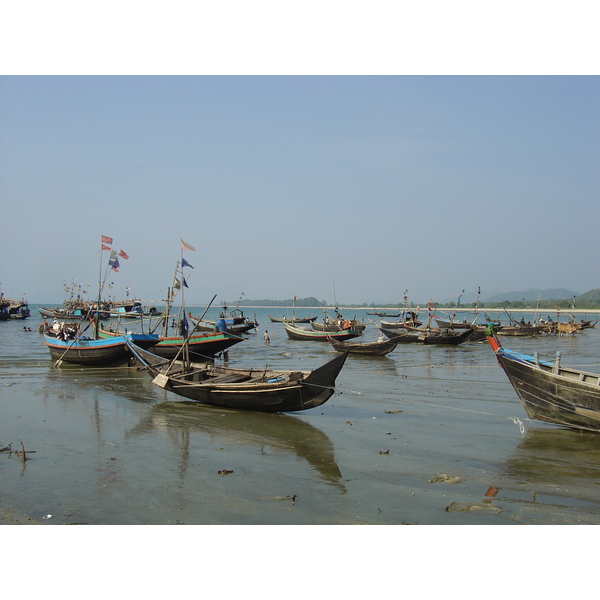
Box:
102;235;113;245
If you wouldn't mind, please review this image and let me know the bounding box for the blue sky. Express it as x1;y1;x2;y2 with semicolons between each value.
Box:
1;7;599;306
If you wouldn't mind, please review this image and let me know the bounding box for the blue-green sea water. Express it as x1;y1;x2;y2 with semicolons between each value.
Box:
2;306;600;525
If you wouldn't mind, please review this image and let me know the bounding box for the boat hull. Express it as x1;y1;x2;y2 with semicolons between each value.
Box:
283;322;361;342
151;332;244;361
329;338;397;355
488;334;600;432
128;341;349;412
380;326;473;345
100;327;243;362
43;333;158;366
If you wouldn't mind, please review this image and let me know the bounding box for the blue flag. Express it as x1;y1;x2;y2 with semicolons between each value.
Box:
181;258;194;269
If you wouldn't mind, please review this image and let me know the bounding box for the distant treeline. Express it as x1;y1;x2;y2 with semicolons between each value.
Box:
241;289;600;310
240;297;327;307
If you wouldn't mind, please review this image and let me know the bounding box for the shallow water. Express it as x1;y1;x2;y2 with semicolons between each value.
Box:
2;307;600;525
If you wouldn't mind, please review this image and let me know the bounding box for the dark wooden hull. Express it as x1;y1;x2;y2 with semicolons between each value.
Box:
268;315;318;323
380;326;473;345
434;318;473;329
329;337;397;355
487;334;600;432
311;320;366;333
379;319;423;329
283;321;361;342
128;341;349;412
496;325;543;337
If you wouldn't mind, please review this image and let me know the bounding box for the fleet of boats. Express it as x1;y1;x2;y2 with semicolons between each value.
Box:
6;238;600;427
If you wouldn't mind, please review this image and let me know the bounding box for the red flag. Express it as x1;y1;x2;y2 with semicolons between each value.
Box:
118;249;129;260
102;235;113;245
102;244;111;251
111;266;119;273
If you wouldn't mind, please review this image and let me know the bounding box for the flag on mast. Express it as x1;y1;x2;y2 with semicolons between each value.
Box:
181;239;196;251
102;235;113;245
118;249;129;260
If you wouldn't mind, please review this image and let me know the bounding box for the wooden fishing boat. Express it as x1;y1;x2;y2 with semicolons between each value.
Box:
328;335;397;356
486;330;600;432
38;304;111;320
495;324;544;337
42;322;159;366
268;315;318;323
434;317;473;329
379;326;473;345
311;318;366;333
187;312;257;335
105;300;158;318
366;311;401;317
379;311;422;329
283;320;361;342
99;324;243;363
126;340;349;413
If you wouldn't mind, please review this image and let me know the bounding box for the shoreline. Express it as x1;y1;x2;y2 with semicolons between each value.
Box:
216;306;600;314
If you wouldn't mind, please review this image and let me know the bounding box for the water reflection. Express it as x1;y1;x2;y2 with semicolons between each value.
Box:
503;427;600;487
126;402;346;491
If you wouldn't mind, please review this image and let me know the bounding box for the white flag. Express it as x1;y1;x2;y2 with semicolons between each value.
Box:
180;239;196;251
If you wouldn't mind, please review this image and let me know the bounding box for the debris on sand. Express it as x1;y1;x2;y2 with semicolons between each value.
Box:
429;474;463;484
446;501;502;514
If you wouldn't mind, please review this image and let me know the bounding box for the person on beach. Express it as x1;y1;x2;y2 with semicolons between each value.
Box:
264;330;270;344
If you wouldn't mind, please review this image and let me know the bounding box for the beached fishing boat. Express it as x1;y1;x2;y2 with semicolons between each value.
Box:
187;310;257;334
99;323;243;363
434;317;473;329
40;235;157;366
38;302;111;320
127;340;349;412
283;320;361;342
379;310;422;329
42;320;159;366
328;335;397;356
379;325;474;345
496;324;544;336
268;315;318;323
311;318;366;333
486;329;600;432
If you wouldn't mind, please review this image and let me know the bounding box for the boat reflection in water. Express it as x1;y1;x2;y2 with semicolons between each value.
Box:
503;427;600;486
126;401;345;491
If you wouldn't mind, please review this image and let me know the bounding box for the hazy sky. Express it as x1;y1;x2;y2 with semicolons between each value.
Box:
1;9;599;306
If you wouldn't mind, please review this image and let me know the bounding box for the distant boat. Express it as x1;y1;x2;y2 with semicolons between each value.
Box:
379;325;473;345
268;315;318;323
187;310;257;335
127;340;349;413
282;320;361;342
379;310;422;329
38;303;110;321
310;307;366;333
486;328;600;432
328;335;397;356
1;296;30;320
